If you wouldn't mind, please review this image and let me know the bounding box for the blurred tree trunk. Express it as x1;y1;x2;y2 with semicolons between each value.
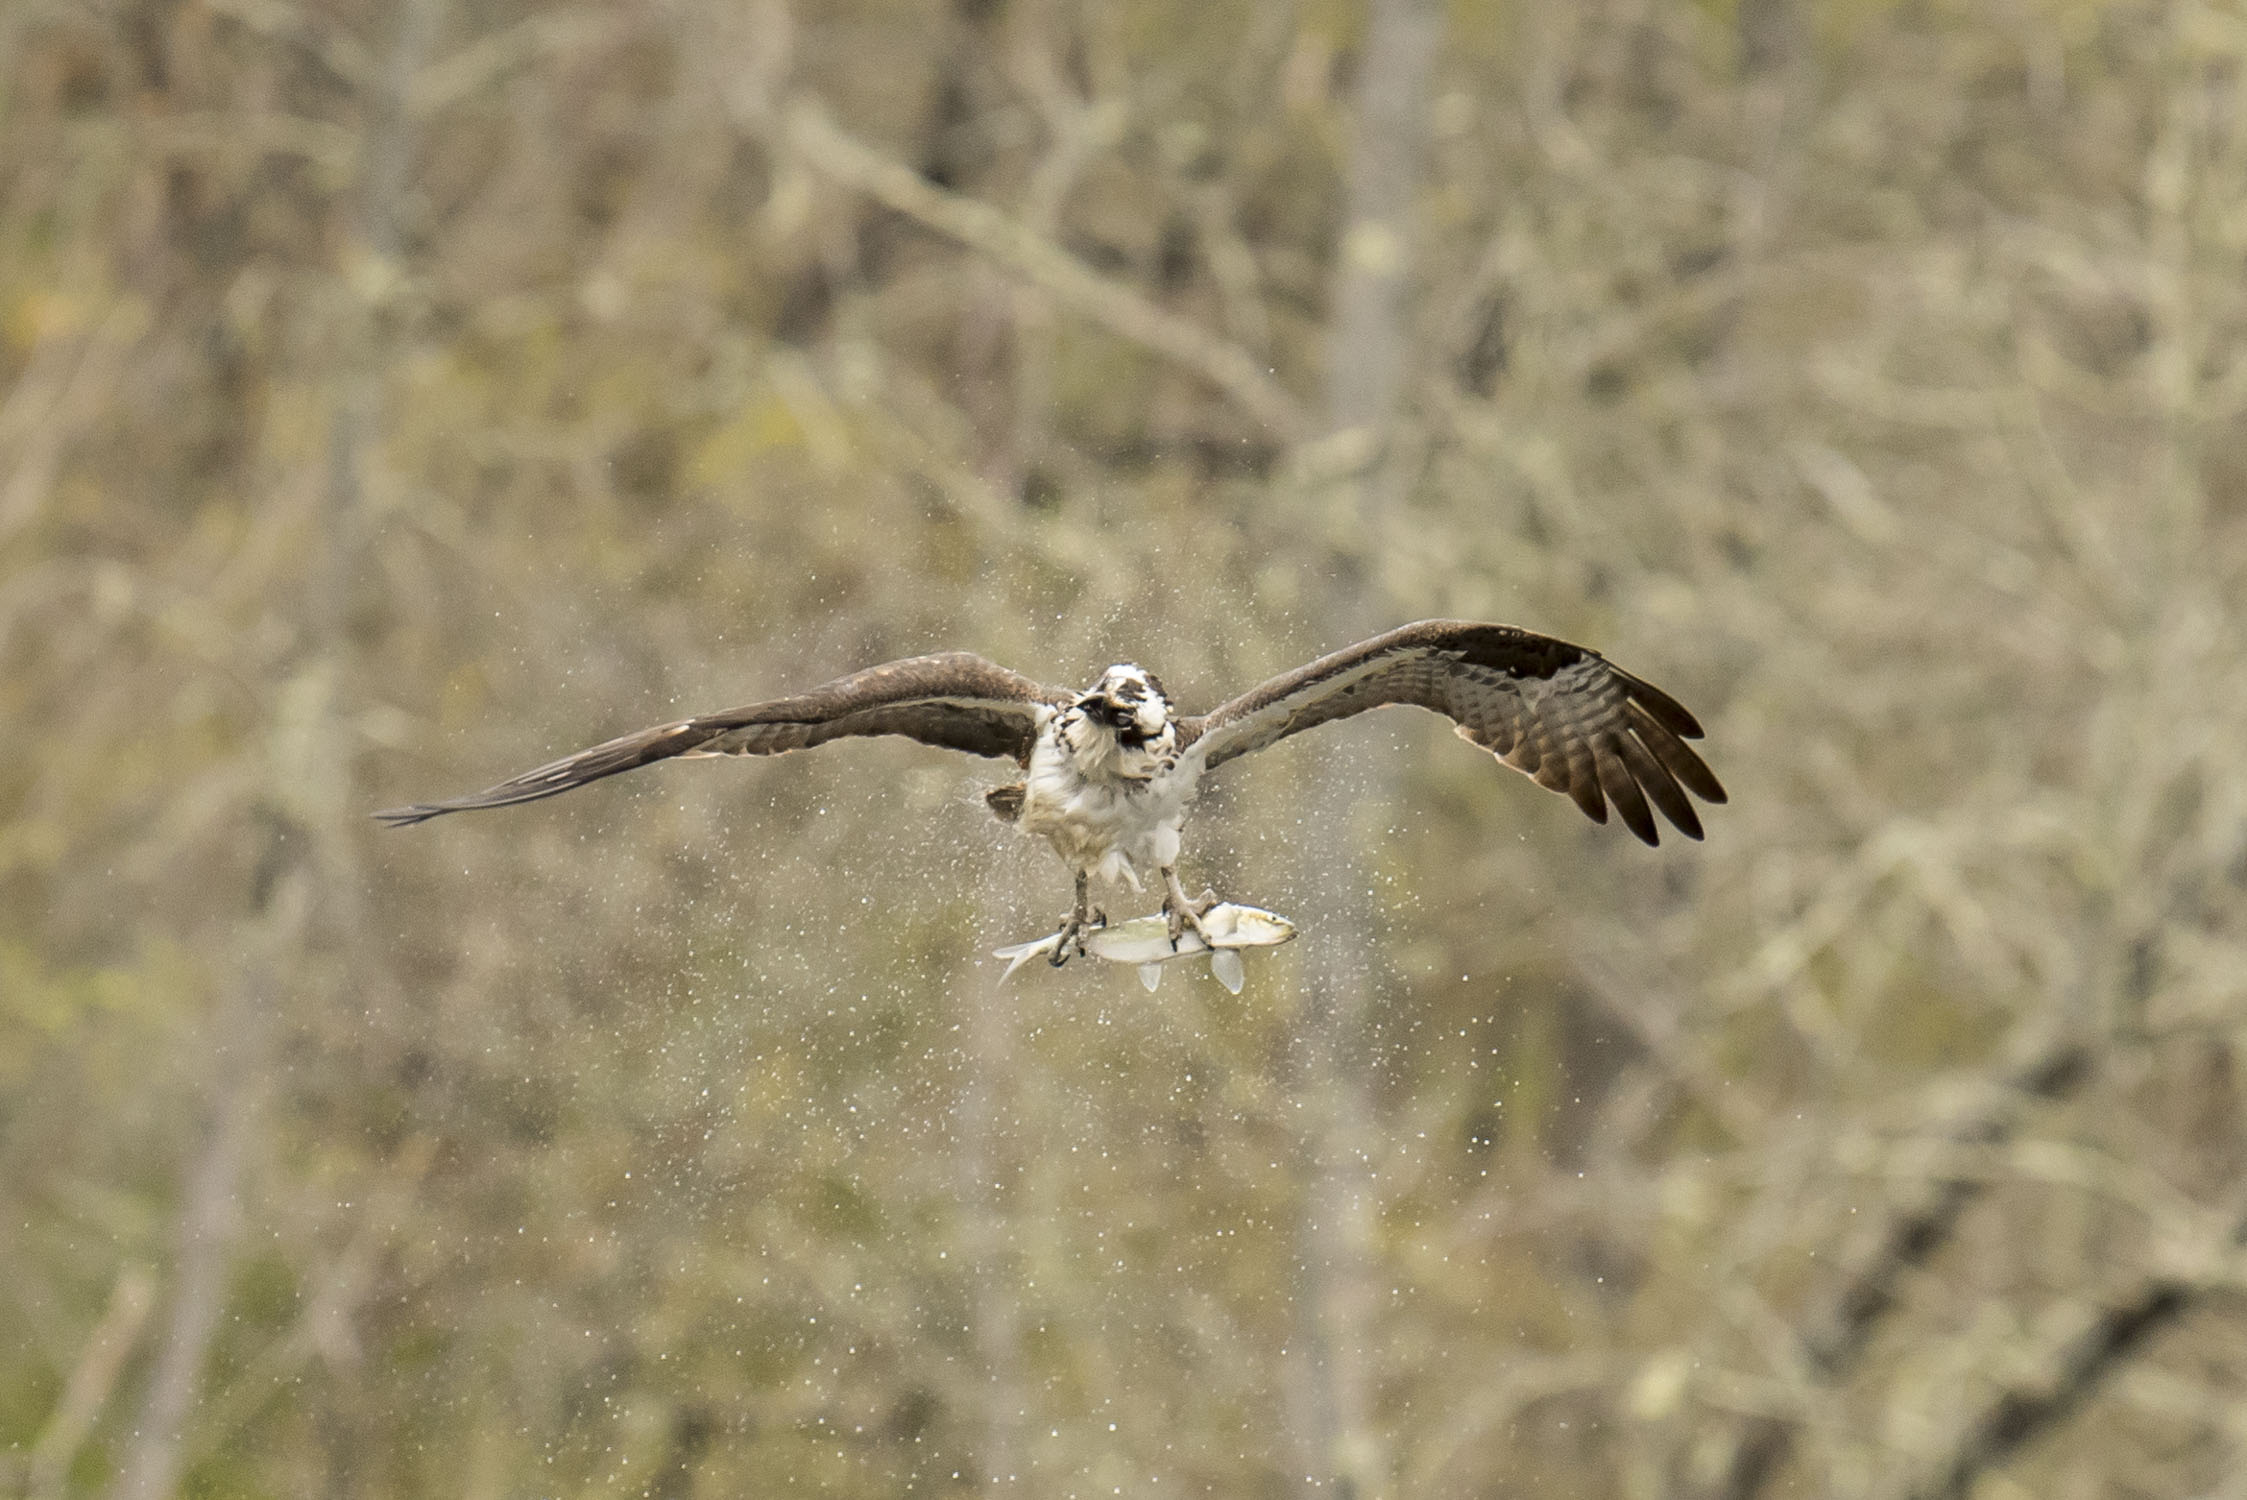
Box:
106;0;441;1491
1283;1;1442;1496
108;837;309;1500
106;967;273;1500
959;888;1026;1487
25;1267;154;1500
1737;0;1801;77
1322;0;1441;466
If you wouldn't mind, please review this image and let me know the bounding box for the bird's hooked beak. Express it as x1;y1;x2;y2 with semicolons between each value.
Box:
1113;696;1159;729
1081;676;1169;739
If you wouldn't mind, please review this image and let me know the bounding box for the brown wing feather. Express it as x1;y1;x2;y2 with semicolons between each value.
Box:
1180;621;1725;846
373;653;1062;827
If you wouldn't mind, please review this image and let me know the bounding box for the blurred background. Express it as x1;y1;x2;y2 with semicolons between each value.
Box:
6;0;2247;1495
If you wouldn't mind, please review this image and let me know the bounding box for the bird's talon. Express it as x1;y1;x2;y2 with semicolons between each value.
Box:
1161;900;1215;950
1050;911;1092;965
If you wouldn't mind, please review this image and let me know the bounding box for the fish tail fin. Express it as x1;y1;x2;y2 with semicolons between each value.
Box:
993;937;1054;980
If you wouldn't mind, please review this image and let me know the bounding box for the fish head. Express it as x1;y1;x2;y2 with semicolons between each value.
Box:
1203;904;1297;947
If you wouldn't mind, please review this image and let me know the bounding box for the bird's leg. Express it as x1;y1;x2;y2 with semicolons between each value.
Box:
1050;871;1097;967
1161;866;1218;948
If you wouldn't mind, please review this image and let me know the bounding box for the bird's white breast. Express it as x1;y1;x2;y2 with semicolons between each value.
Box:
1017;712;1196;889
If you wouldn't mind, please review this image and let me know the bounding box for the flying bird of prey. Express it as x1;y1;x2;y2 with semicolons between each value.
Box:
376;620;1725;964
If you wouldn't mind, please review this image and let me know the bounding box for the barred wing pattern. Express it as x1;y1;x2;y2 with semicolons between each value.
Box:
1180;621;1726;845
373;653;1062;827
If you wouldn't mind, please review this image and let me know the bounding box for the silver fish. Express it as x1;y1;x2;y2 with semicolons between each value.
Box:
993;903;1296;992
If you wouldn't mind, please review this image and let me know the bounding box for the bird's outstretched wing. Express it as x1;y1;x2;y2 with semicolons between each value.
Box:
374;653;1063;827
1179;620;1725;845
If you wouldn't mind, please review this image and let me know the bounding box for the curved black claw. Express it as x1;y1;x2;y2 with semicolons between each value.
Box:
1161;897;1216;950
1048;909;1106;967
1160;870;1220;950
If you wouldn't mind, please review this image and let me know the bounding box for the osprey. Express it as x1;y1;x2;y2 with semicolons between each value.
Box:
376;620;1725;964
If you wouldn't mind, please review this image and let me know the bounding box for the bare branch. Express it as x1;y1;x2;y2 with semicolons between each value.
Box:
25;1268;156;1500
0;301;146;549
106;991;267;1500
778;98;1314;443
1703;1020;2093;1500
1903;1277;2192;1500
1882;1167;2247;1500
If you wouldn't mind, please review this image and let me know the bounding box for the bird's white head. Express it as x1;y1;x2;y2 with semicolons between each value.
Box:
1078;664;1172;743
